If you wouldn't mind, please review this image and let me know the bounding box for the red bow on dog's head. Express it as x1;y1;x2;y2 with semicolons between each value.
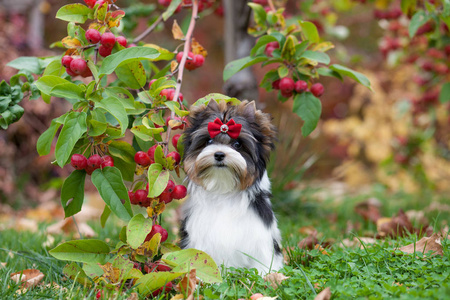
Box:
207;118;242;139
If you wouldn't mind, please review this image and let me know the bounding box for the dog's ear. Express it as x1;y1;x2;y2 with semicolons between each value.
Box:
242;101;257;122
206;99;220;112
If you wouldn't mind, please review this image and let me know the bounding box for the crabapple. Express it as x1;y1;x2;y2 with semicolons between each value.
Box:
167;151;181;164
100;32;116;48
164;180;176;193
128;191;138;205
172;134;181;149
84;0;96;8
310;83;324;97
145;224;168;242
66;67;77;77
193;54;205;68
116;36;127;47
294;80;308;93
87;154;103;169
135;151;151;166
85;29;101;44
134;189;148;204
151;282;173;297
148;79;157;89
98;45;113;57
280;90;293;98
101;155;114;168
61;55;73;68
158;0;171;7
279;77;295;93
176;52;183;63
71;154;87;170
147;145;158;162
159;192;173;204
171;185;187;199
272;79;280;90
69;59;87;75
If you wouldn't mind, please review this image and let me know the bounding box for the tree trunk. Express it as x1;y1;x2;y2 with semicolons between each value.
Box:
222;0;259;104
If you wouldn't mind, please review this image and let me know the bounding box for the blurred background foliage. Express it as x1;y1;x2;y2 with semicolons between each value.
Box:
0;0;449;210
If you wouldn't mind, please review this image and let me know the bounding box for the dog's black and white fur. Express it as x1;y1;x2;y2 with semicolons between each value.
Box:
179;100;283;274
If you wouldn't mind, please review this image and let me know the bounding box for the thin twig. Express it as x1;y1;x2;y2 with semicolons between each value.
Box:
133;15;164;44
72;216;84;239
164;0;199;156
268;0;276;12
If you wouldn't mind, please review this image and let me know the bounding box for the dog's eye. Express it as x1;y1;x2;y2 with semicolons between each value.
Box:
232;141;241;149
207;139;214;145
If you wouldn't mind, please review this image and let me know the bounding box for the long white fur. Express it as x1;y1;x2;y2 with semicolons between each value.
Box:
182;144;283;274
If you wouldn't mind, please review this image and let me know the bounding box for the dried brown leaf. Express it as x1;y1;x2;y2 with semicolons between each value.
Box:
314;287;331;300
176;269;197;298
10;269;45;289
298;231;318;250
398;233;443;256
171;60;178;73
263;272;289;289
172;20;185;40
99;262;121;284
355;198;382;223
377;209;413;238
191;38;208;57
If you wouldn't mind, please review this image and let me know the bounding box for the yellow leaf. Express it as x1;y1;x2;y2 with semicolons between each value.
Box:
171;60;178;73
312;42;335;52
153;201;166;215
172;20;185;40
61;36;82;49
146;206;154;218
191;38;208;57
168;119;183;129
99;262;121;284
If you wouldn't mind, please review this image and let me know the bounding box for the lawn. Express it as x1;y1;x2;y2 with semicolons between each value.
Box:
0;186;449;299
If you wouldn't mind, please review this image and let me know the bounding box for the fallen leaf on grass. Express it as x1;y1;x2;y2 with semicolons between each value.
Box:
176;268;198;300
314;287;331;300
46;217;96;238
10;269;44;289
1;262;6;269
341;237;376;249
377;209;413;238
127;292;139;300
398;233;444;256
298;231;318;250
264;272;289;289
354;198;382;223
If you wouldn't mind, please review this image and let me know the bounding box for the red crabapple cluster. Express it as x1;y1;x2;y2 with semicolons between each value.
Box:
272;77;325;99
70;153;114;175
176;51;205;71
158;0;215;13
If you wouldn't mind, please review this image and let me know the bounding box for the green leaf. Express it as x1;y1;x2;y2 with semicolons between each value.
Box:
147;167;169;198
87;60;99;83
293;92;322;137
409;11;431;38
115;61;146;89
127;214;153;249
43;60;65;77
164;101;190;117
55;112;87;167
91;167;133;221
63;262;92;286
162;0;182;20
223;56;268;82
61;170;86;218
162;249;223;284
135;272;184;295
153;145;167;168
108;140;136;182
248;3;267;26
34;75;73;97
100;205;111;228
299;21;319;44
317;67;343;80
99;47;160;75
277;65;289;78
439;82;450;103
37;119;63;156
6;57;41;74
329;64;371;90
192;93;240;106
301;50;330;65
131;125;164;141
251;35;278;56
49;239;110;264
281;35;297;61
50;82;84;100
56;4;93;23
95;97;128;135
88;109;107;137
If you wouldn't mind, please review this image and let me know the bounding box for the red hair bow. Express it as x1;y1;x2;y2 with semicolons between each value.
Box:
208;118;242;139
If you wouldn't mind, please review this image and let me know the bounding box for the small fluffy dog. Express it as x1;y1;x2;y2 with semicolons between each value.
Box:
179;100;283;274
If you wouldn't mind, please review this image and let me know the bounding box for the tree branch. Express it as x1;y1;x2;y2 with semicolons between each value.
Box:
133;15;164;44
164;0;199;155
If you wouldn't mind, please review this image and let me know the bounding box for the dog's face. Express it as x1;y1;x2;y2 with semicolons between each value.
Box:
183;100;276;193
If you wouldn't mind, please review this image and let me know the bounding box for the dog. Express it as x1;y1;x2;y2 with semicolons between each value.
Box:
179;99;283;274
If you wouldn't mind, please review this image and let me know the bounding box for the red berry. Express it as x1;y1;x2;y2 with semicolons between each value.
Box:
61;55;73;68
71;154;87;170
172;134;181;149
145;224;168;242
152;282;173;297
185;52;196;70
279;77;295;93
171;185;187;200
101;156;114;168
98;45;113;57
159;192;173;204
434;63;449;75
272;79;280;90
85;29;101;44
156;263;172;272
264;46;276;57
176;52;184;63
421;61;434;72
177;92;184;102
116;36;127;47
134;189;148;204
96;290;102;300
280;90;293;98
164;180;176;193
85;165;97;175
80;67;93;78
147;145;157;162
167;151;181;164
129;191;138;205
87;154;103;169
101;32;116;48
148;79;157;89
135;151;151;166
66;67;77;77
158;0;171;7
267;41;280;48
445;45;450;56
310;83;324;97
294;80;308;93
84;0;96;8
160;89;174;100
96;0;107;7
69;59;87;75
193;54;205;68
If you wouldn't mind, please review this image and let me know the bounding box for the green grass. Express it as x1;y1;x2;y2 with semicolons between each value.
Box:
1;188;449;299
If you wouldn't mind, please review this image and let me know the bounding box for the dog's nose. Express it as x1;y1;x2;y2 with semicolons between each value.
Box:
214;152;225;162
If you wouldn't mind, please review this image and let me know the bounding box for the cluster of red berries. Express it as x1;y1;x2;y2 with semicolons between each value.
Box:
134;141;182;168
148;79;185;103
158;0;214;13
264;41;279;57
272;77;325;98
87;29;127;57
373;7;402;20
143;257;174;296
70;154;114;175
83;0;115;9
129;179;187;207
176;51;205;71
61;56;92;78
